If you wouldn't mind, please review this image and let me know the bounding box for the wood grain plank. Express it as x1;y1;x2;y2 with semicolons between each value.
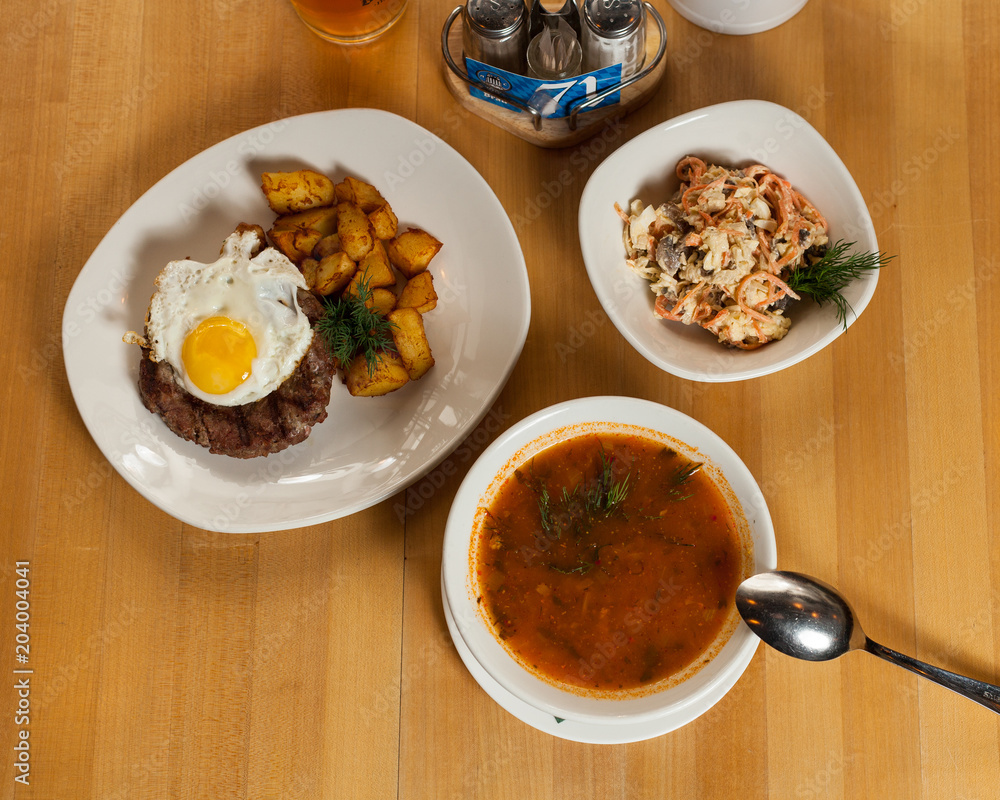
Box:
821;2;925;798
890;1;998;797
166;533;259;799
963;9;1000;783
314;508;405;800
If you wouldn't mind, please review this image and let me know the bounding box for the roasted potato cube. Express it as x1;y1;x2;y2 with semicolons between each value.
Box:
313;233;342;260
301;257;319;291
335;176;386;213
386;228;443;279
368;202;398;240
261;170;335;214
268;229;324;264
388;308;434;381
267;228;306;264
296;229;326;262
359;241;395;287
267;206;339;263
344;242;395;299
366;288;397;316
270;205;339;236
396;271;437;313
315;252;357;296
345;350;409;397
337;202;375;262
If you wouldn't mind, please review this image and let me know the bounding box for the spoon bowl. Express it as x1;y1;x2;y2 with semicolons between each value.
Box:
736;570;1000;715
736;571;865;661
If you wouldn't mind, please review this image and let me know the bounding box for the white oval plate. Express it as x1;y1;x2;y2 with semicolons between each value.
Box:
579;99;879;383
62;109;530;533
441;396;777;739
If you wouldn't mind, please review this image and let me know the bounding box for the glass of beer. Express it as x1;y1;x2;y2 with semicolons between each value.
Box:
288;0;408;44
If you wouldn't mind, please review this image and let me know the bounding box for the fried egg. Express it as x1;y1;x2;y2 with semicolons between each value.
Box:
135;227;313;407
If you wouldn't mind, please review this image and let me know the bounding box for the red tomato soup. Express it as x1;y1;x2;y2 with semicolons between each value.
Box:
473;431;745;693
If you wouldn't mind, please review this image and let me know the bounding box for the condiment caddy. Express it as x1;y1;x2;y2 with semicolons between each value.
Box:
441;1;667;148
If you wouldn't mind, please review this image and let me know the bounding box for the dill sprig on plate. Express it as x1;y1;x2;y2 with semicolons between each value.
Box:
787;240;894;328
314;277;396;375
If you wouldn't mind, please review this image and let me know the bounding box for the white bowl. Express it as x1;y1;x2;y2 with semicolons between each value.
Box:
666;0;808;35
441;396;777;730
579;99;880;383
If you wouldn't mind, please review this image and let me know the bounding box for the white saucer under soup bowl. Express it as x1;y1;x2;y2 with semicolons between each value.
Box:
441;396;777;729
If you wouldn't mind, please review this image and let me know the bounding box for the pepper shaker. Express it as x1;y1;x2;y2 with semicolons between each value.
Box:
463;0;530;75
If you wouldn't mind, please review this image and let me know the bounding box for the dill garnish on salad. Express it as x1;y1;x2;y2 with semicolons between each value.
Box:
616;156;891;350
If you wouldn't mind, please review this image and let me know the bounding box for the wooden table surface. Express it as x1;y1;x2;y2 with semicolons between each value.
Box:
2;0;999;797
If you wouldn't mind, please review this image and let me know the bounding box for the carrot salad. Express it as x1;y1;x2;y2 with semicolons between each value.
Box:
617;156;829;349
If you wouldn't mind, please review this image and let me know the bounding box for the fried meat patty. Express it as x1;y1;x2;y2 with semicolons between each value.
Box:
137;289;335;458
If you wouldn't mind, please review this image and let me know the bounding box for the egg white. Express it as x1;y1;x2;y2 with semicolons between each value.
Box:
144;229;313;406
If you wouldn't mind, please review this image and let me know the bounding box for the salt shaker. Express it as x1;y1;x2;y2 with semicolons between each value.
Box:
581;0;646;78
463;0;530;75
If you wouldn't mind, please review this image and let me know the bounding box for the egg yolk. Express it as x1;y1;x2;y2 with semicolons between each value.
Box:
182;316;257;395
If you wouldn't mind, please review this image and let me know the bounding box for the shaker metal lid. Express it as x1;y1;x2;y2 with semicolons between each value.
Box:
582;0;643;38
465;0;527;38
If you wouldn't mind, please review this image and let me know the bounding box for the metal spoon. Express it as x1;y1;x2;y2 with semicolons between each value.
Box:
736;570;1000;715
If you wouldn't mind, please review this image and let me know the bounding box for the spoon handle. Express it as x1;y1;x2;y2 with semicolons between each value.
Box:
864;637;1000;715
